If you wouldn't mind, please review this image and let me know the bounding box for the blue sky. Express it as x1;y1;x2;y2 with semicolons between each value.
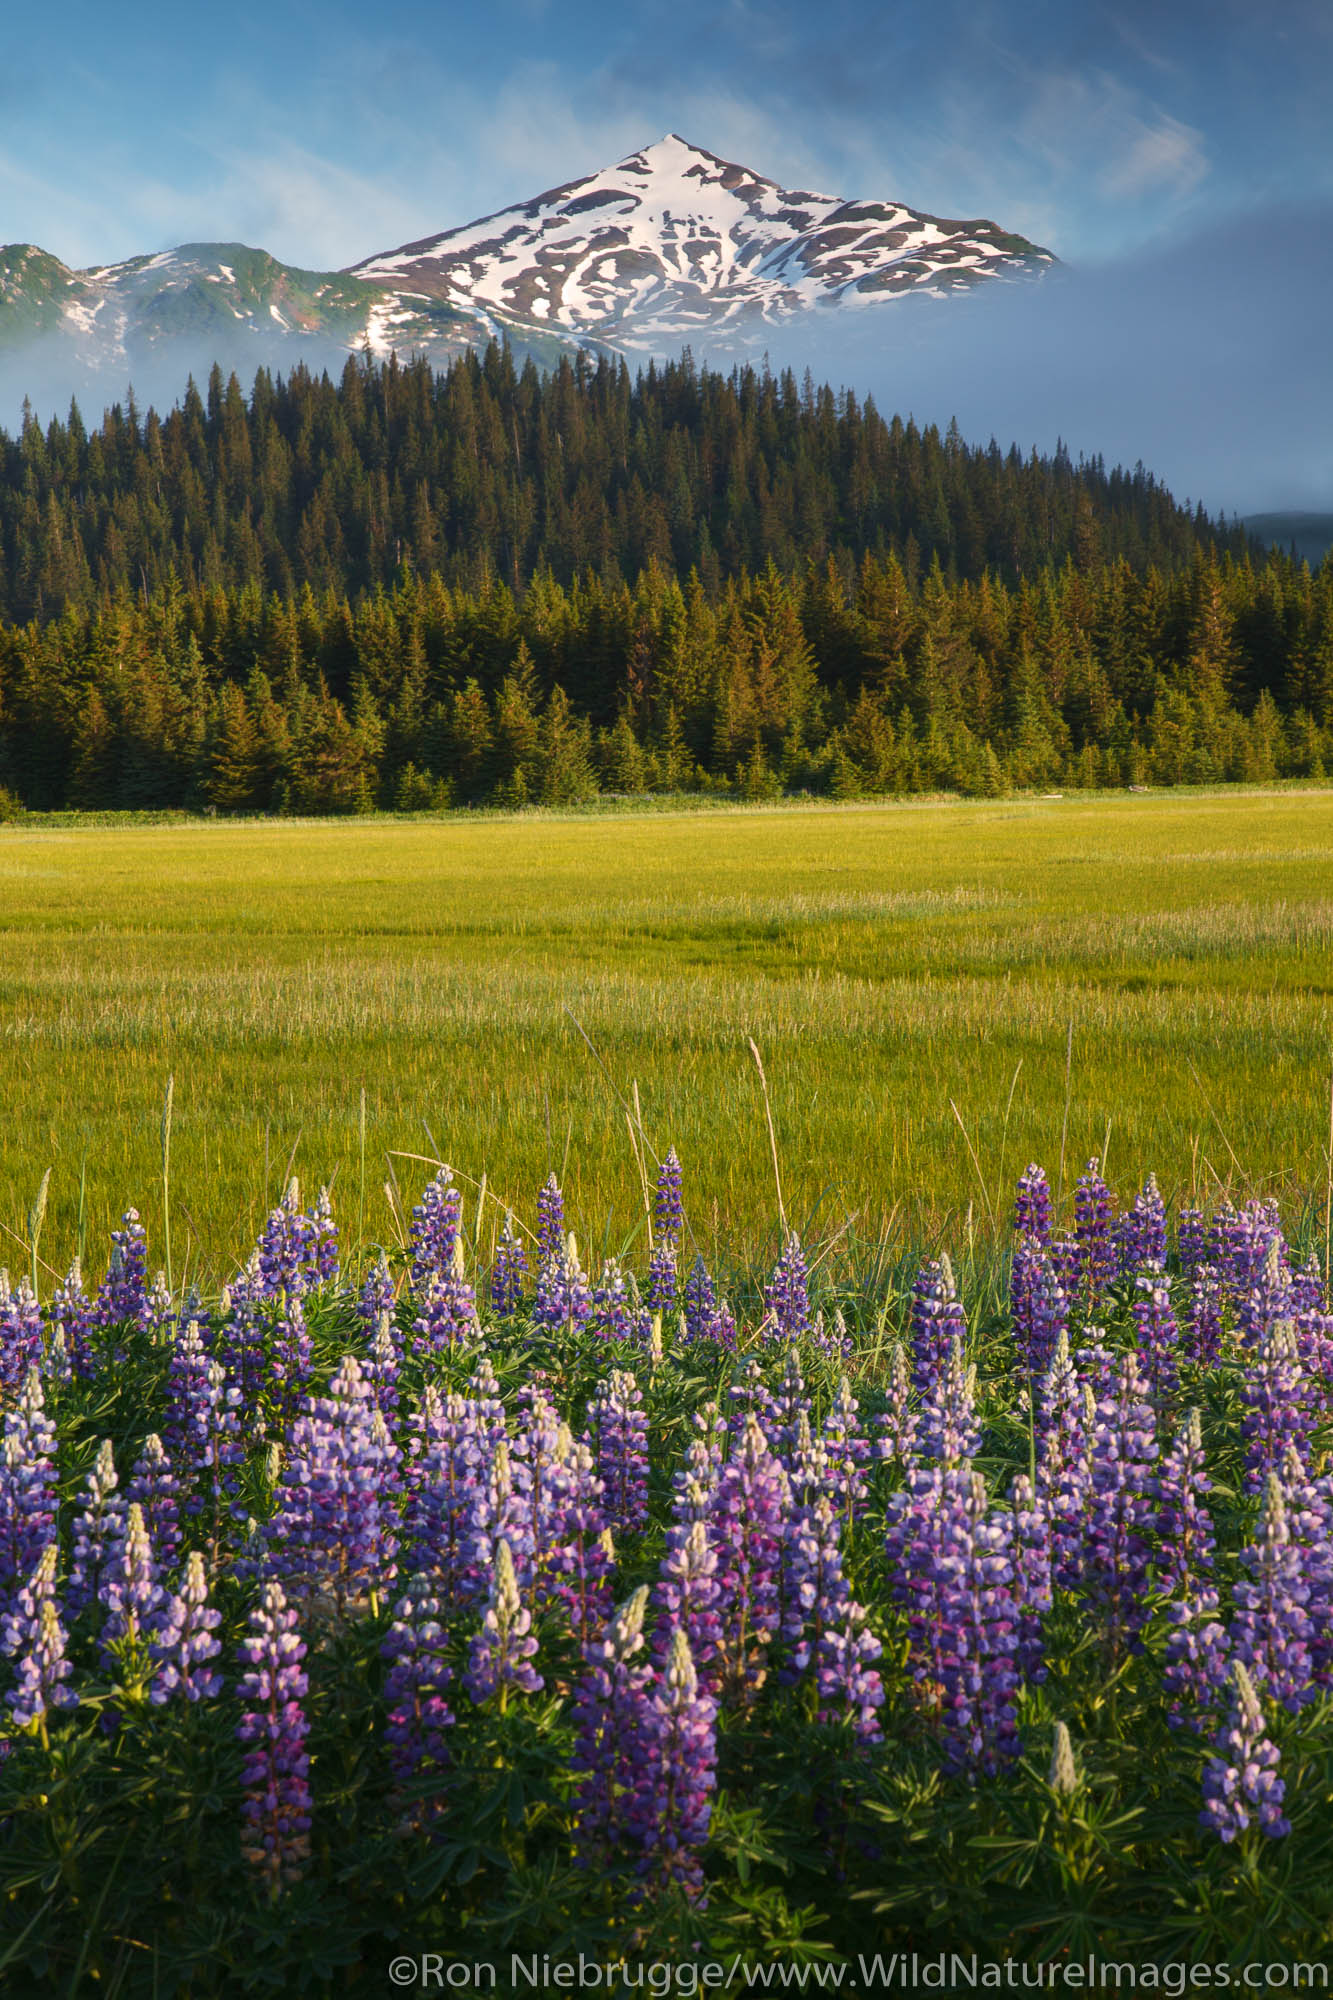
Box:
3;0;1331;271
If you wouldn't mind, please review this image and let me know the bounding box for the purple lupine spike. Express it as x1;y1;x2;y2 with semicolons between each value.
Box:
1156;1409;1215;1602
1118;1173;1167;1275
1199;1661;1289;1843
463;1436;536;1599
490;1214;527;1316
708;1415;788;1700
267;1355;400;1614
464;1539;543;1706
1241;1321;1311;1495
0;1274;44;1397
167;1326;244;1520
910;1255;968;1392
1082;1349;1158;1661
151;1550;222;1703
41;1323;73;1388
765;1347;807;1458
67;1438;126;1617
725;1360;768;1447
213;1285;268;1405
466;1354;508;1450
308;1187;338;1286
918;1337;980;1469
270;1294;312;1409
781;1490;883;1735
623;1626;718;1896
545;1437;616;1651
1232;1472;1314;1715
2;1547;77;1736
532;1237;593;1334
1292;1253;1326;1315
363;1314;401;1418
1034;1335;1091;1592
357;1250;397;1336
96;1209;150;1330
682;1256;717;1342
764;1234;811;1342
1178;1208;1207;1274
99;1501;163;1674
1164;1594;1232;1736
942;1472;1024;1774
570;1585;652;1858
818;1598;885;1742
0;1371;59;1616
1048;1231;1081;1302
411;1267;480;1357
590;1260;642;1343
381;1573;455;1819
126;1433;183;1575
48;1260;95;1379
409;1169;464;1293
1073;1160;1117;1304
1133;1270;1181;1402
1015;1165;1051;1245
402;1388;486;1604
1184;1264;1224;1367
1009;1473;1051;1685
511;1385;569;1594
1011;1239;1067;1381
1237;1236;1294;1350
652;1517;722;1687
873;1343;919;1476
821;1379;871;1525
236;1581;312;1893
653;1148;684;1240
646;1239;678;1315
255;1179;314;1299
536;1175;566;1265
587;1371;650;1535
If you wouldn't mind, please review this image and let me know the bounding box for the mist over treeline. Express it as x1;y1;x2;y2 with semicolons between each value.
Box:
0;344;1329;814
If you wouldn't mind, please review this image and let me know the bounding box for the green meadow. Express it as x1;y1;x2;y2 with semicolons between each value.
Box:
1;788;1331;1290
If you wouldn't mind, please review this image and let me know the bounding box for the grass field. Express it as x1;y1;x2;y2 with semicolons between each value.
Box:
1;788;1331;1290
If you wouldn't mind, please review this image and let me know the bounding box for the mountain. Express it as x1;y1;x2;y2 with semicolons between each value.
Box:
1242;512;1333;569
0;137;1053;405
350;134;1054;351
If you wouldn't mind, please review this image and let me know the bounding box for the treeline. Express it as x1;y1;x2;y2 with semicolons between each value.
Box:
1;345;1250;622
2;545;1330;812
0;345;1327;811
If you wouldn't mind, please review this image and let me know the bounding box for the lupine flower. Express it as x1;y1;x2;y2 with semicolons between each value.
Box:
874;1343;919;1475
1014;1165;1052;1245
1118;1173;1167;1275
1292;1253;1326;1315
570;1585;651;1857
1011;1239;1067;1381
409;1169;464;1292
0;1273;44;1397
1009;1473;1051;1684
464;1539;542;1705
590;1260;643;1343
682;1256;717;1342
267;1356;400;1613
48;1260;95;1379
166;1326;245;1520
1237;1236;1294;1351
411;1267;480;1356
67;1438;126;1617
1133;1271;1181;1402
357;1250;396;1335
623;1626;718;1896
911;1255;968;1392
782;1492;884;1738
763;1234;811;1341
1082;1350;1158;1660
941;1473;1025;1774
1073;1159;1117;1304
1156;1410;1215;1603
536;1175;565;1265
587;1371;650;1534
490;1214;527;1316
99;1501;163;1669
255;1179;316;1298
1048;1721;1079;1798
821;1379;871;1525
3;1547;77;1735
653;1149;684;1239
1035;1333;1091;1591
533;1236;594;1334
96;1209;150;1329
1241;1322;1311;1494
236;1582;312;1893
918;1337;980;1469
126;1433;183;1575
1185;1264;1224;1368
381;1573;455;1814
0;1371;59;1614
1231;1473;1313;1715
152;1550;223;1703
1199;1661;1289;1843
1178;1208;1207;1274
708;1416;788;1698
363;1314;401;1417
652;1517;722;1686
544;1437;616;1650
403;1388;486;1600
646;1239;678;1315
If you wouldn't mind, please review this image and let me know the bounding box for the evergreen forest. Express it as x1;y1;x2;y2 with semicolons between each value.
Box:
0;345;1328;812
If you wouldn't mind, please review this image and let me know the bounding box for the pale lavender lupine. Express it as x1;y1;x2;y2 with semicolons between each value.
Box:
236;1582;312;1893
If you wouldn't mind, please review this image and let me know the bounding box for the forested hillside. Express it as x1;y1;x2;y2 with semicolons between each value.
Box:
0;346;1327;811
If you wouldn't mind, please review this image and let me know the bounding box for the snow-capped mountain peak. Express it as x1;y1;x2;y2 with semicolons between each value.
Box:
349;135;1053;350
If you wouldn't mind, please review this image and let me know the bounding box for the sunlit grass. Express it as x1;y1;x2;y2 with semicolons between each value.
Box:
0;789;1330;1288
